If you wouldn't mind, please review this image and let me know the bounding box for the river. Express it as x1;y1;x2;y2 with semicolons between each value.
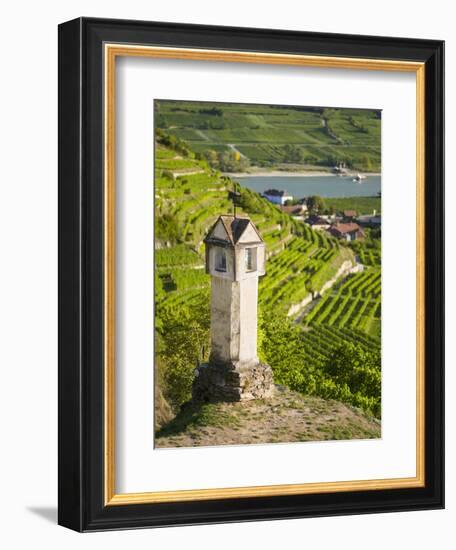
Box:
234;174;381;199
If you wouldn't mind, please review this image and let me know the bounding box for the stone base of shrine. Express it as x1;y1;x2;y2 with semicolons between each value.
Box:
192;360;274;403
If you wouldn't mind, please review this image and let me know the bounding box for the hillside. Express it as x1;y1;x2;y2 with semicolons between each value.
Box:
155;100;381;172
155;140;357;317
154;135;382;434
155;386;380;448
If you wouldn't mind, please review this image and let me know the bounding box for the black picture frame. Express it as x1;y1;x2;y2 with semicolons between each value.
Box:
58;17;444;532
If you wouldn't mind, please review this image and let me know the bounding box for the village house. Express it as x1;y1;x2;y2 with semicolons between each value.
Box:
305;214;331;231
329;222;365;241
279;203;308;218
262;188;293;205
357;213;381;228
342;209;357;221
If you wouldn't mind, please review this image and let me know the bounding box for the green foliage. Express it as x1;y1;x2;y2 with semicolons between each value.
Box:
161;169;174;180
156;303;210;409
155;212;180;244
323;196;381;216
155;127;193;157
198;106;223;116
168;268;209;291
155;244;201;267
259;313;381;417
200;149;250;172
154;272;166;305
306;195;326;214
282;144;305;163
325;343;380;394
156;158;199;170
217;150;250;172
238;187;267;214
324;343;381;416
259;314;306;379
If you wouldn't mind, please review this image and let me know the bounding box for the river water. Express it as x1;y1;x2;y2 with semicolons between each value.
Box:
234;174;381;199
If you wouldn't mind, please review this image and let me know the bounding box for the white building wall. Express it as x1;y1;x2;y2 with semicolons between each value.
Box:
210;277;235;363
208;245;235;280
239;277;259;363
209;276;259;365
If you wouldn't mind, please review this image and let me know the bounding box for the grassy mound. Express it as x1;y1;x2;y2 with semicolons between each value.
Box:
155;386;380;449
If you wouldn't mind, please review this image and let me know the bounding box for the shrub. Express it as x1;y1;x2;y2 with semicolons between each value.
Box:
157;304;210;409
155;213;180;243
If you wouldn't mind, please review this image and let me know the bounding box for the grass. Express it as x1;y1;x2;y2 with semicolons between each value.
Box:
323;196;381;215
156;402;242;438
316;422;380;440
155;388;381;448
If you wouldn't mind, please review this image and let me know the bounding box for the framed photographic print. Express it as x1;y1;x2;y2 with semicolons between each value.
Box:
58;17;444;531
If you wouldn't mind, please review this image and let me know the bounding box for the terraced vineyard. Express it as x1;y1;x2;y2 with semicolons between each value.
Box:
154;136;381;420
302;268;381;343
155;144;354;316
297;325;380;383
155;244;202;268
259;239;354;314
357;248;381;267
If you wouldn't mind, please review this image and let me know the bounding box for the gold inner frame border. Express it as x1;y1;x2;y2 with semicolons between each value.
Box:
103;44;425;506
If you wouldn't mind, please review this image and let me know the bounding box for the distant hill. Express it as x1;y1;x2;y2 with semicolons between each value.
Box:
155;100;381;172
155;386;381;447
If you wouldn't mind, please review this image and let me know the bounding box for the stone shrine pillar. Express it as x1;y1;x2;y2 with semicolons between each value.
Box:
193;215;274;402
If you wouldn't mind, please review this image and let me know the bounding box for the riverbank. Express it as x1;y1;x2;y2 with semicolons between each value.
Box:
223;168;381;178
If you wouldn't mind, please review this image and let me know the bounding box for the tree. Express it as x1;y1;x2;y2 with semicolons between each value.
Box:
155;212;180;244
324;342;381;415
259;313;310;391
282;144;304;163
203;149;218;167
307;195;326;214
216;150;250;173
157;302;210;408
238;188;263;214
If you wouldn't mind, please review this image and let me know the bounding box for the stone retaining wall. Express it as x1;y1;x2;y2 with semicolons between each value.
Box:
286;260;364;318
